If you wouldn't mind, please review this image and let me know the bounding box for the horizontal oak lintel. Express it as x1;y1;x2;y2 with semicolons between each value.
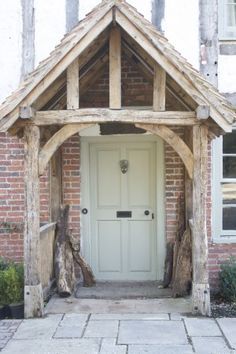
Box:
32;109;198;126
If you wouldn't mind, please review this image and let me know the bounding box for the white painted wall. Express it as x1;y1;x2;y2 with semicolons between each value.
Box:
35;0;66;66
0;1;22;104
218;55;236;93
164;0;199;69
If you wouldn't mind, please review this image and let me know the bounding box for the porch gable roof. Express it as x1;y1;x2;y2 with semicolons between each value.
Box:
0;0;235;133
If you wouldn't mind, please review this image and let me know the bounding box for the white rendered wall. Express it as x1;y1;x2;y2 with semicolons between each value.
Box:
35;0;66;66
0;1;22;104
218;55;236;93
164;0;199;69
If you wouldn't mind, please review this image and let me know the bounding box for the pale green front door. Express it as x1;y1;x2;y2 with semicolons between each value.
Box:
90;141;157;280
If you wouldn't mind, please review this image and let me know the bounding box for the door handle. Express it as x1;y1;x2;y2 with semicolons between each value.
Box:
144;210;150;216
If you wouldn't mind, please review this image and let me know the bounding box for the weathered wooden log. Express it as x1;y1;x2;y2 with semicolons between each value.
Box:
172;227;192;297
170;195;185;288
54;205;75;297
69;232;95;287
163;242;174;288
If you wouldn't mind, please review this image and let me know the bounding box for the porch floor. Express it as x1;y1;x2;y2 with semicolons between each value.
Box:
45;296;191;315
75;281;172;299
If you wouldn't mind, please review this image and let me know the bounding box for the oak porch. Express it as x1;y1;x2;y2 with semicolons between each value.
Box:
0;0;234;319
23;106;210;318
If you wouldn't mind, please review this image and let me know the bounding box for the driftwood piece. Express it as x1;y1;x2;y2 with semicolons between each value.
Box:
172;227;192;297
54;205;75;297
170;195;185;288
163;242;174;288
69;232;95;287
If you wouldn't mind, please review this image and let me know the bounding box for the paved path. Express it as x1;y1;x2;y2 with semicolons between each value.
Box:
1;314;236;353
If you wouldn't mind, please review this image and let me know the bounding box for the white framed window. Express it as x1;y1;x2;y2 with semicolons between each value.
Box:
212;129;236;242
219;0;236;40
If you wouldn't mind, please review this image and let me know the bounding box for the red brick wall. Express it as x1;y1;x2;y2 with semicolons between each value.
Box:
61;134;81;240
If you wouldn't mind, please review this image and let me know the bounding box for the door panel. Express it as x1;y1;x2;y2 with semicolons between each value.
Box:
97;149;121;207
90;141;156;280
127;149;151;207
97;220;122;272
128;221;151;272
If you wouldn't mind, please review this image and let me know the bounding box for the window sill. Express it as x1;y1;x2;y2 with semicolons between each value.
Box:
219;42;236;55
212;235;236;244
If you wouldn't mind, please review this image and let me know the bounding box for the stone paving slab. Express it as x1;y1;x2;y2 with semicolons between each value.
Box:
13;314;63;340
217;318;236;349
0;320;22;350
91;313;169;320
100;338;127;354
54;325;85;338
192;336;233;354
1;338;100;354
59;313;89;326
184;318;221;336
118;320;188;345
54;313;88;338
84;320;119;338
128;344;194;353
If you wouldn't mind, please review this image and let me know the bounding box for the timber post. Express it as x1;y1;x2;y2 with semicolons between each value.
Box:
24;125;44;318
192;124;211;316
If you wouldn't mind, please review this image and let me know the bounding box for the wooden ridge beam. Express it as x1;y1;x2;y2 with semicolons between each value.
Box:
136;123;194;179
33;109;198;126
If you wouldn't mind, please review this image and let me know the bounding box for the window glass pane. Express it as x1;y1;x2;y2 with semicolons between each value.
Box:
223;206;236;230
222;183;236;204
223;130;236;154
223;156;236;178
227;4;236;27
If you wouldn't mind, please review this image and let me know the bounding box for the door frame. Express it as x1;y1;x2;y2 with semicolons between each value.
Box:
80;134;166;280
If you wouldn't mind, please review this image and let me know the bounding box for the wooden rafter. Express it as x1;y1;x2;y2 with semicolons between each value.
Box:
116;9;231;132
0;11;113;132
67;59;79;109
109;26;121;109
122;37;196;111
136;123;194;179
153;63;166;111
39;123;94;176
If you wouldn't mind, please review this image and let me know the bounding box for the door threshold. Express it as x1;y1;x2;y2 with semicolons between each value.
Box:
75;281;172;300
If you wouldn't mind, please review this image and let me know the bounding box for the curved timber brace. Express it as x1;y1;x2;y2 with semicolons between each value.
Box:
135;123;194;179
38;123;94;176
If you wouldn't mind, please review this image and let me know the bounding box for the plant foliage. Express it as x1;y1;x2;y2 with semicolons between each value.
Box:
219;257;236;303
0;260;24;305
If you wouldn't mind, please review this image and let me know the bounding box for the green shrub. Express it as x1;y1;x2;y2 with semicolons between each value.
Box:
0;257;9;271
0;263;24;305
219;257;236;303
